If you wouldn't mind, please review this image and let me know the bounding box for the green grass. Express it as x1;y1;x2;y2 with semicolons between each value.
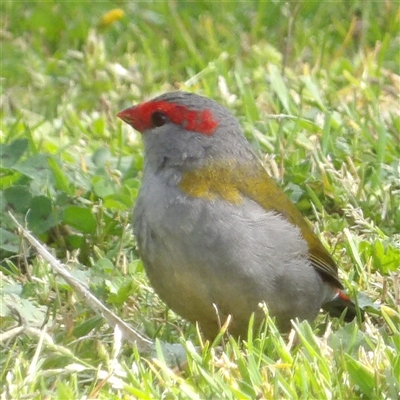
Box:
1;1;400;398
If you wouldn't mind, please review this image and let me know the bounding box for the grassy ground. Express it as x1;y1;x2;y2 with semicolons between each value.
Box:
1;1;399;399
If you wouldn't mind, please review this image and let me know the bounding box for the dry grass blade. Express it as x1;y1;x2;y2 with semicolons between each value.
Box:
8;212;154;353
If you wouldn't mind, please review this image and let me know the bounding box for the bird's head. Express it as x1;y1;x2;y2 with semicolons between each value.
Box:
117;91;254;172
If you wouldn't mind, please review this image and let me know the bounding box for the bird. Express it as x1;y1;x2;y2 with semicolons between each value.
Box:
117;91;357;339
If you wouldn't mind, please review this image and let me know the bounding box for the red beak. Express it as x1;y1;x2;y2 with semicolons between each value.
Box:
116;106;136;125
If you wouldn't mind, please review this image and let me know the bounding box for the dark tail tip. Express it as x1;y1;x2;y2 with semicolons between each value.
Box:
322;290;361;322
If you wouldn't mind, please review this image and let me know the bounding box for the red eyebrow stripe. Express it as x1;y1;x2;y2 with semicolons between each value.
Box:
123;100;219;135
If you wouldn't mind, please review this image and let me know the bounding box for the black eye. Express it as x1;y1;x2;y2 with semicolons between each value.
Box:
151;111;169;127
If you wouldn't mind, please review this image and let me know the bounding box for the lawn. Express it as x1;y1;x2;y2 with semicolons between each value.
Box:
1;1;399;399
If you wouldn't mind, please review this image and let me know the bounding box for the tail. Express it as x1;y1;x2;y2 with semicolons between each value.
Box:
322;289;359;322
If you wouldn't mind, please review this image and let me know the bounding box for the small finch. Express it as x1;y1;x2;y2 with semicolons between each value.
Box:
117;92;357;338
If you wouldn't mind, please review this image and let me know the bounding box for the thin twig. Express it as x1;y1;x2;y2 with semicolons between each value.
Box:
8;212;153;353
